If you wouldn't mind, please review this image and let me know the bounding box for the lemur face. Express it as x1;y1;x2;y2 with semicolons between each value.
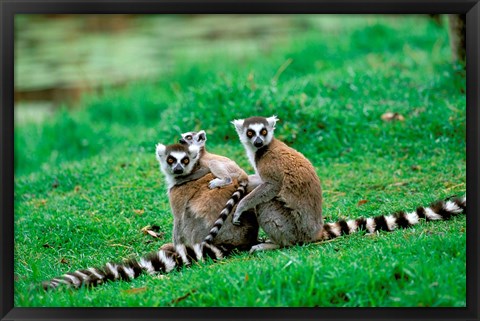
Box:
156;143;200;176
232;116;278;150
179;130;207;147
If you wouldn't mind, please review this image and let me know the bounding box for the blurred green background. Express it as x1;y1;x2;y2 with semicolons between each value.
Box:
16;14;332;122
15;14;464;175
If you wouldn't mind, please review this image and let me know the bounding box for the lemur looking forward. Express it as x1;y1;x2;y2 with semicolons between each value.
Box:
231;116;467;252
41;143;258;290
179;130;261;244
231;116;323;252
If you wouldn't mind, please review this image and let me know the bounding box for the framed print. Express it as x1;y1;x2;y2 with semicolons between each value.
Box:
1;1;478;320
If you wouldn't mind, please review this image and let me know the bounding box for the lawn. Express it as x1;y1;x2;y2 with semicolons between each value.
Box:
14;15;466;307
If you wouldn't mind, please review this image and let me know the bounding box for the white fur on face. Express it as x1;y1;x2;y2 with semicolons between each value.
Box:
244;122;276;147
249;124;265;136
155;144;201;189
180;132;194;144
181;131;206;147
164;150;197;177
231;117;277;173
168;151;187;161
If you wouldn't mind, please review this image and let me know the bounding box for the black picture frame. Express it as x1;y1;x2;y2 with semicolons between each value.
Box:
1;1;478;320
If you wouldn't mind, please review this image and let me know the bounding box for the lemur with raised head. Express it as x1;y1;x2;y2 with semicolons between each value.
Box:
230;116;467;252
41;143;258;290
179;130;249;189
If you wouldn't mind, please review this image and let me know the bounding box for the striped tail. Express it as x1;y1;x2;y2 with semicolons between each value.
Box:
41;242;228;291
317;195;467;241
202;181;248;245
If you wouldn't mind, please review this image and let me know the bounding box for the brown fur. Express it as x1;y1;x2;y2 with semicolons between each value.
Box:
169;172;259;250
257;138;323;217
253;138;323;246
232;116;324;250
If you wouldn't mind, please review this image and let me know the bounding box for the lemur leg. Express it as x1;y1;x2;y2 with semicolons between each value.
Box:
253;200;309;248
208;160;233;189
232;181;280;225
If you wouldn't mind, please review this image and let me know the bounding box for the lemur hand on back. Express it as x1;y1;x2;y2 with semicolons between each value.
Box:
179;130;249;189
41;143;259;290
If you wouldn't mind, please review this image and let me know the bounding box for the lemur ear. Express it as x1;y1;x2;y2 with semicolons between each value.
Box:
231;119;244;131
197;130;207;143
266;115;278;128
155;144;166;160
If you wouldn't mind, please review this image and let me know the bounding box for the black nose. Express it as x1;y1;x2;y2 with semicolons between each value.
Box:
179;139;187;145
173;168;183;174
253;137;263;148
173;164;184;174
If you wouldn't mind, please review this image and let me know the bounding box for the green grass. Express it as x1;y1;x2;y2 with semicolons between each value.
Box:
14;15;466;307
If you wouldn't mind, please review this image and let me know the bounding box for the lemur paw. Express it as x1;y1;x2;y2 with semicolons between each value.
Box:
232;211;242;225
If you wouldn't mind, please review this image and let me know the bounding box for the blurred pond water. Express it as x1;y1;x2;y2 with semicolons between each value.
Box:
15;14;440;123
15;14;324;122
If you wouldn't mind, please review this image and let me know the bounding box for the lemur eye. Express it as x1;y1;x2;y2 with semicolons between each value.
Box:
260;128;268;136
186;135;192;140
182;157;190;165
246;130;254;138
167;157;175;165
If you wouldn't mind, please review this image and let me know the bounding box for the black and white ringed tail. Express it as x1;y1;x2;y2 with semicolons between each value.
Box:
317;195;466;241
202;181;249;245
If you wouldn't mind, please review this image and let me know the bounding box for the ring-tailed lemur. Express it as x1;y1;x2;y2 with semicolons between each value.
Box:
178;130;260;244
230;116;467;252
179;130;249;189
41;143;259;290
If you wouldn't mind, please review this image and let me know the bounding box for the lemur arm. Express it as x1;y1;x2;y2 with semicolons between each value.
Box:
232;181;281;225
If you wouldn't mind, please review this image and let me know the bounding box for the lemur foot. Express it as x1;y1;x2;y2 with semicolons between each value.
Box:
208;178;228;189
249;243;280;253
208;178;231;189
